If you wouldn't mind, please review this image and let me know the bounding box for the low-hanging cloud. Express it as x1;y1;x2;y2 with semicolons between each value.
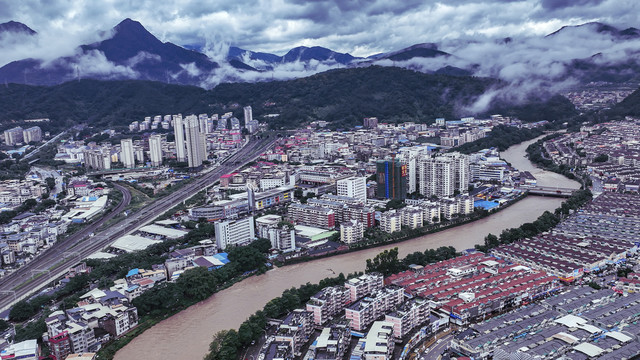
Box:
1;0;639;115
40;49;139;80
382;23;640;114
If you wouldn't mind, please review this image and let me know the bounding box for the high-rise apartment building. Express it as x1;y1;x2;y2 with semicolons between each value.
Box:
148;134;163;167
376;159;407;200
214;216;255;249
363;117;378;129
336;176;367;202
184;115;204;169
198;114;209;134
173;115;186;162
243;106;253;125
397;146;433;194
3;126;24;146
120;139;135;169
83;148;111;170
23;126;42;143
418;152;469;198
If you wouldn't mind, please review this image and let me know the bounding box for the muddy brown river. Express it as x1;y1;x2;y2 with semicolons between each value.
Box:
115;135;578;359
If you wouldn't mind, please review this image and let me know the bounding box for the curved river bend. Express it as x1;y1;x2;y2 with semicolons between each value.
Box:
116;136;579;360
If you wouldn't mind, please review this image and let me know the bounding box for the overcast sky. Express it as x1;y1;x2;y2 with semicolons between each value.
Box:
1;0;638;57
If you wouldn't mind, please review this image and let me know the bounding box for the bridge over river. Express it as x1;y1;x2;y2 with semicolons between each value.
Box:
524;185;576;197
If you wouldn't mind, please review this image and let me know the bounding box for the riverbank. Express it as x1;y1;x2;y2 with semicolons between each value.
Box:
114;196;564;360
114;136;575;360
283;193;527;266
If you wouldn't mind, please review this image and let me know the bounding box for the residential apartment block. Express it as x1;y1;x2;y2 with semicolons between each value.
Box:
418;152;469;198
379;210;402;234
345;286;404;331
306;286;350;325
288;203;335;229
214;216;255;249
384;297;430;339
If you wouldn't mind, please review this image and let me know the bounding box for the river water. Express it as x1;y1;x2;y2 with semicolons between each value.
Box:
115;136;578;360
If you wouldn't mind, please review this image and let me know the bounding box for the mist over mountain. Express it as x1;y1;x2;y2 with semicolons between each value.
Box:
0;66;577;131
0;19;231;86
0;18;639;113
227;45;359;71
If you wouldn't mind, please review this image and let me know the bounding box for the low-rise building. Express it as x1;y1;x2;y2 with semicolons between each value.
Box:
274;309;314;356
340;220;364;244
306;286;350;325
379;210;401;233
345;286;404;331
363;321;395;360
0;339;40;360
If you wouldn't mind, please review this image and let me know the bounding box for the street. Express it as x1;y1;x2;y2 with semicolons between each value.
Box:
0;134;277;312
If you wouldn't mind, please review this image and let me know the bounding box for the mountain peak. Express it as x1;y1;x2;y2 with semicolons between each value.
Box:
113;18;154;38
0;21;37;35
83;18;164;63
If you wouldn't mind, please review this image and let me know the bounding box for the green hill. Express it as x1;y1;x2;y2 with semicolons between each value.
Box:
0;66;577;132
609;86;640;117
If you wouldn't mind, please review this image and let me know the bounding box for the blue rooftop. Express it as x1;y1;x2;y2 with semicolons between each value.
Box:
126;268;139;277
474;200;499;210
213;252;230;264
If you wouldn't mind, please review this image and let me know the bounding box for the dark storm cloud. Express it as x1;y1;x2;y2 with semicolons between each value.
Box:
540;0;605;10
1;0;638;61
0;0;639;94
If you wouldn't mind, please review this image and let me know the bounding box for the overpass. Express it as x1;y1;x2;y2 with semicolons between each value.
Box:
525;186;576;198
87;166;162;176
0;134;277;311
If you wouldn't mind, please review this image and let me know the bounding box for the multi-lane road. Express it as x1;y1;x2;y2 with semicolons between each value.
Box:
0;134;277;312
0;183;132;310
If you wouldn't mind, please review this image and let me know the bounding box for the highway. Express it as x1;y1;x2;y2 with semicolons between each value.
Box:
0;183;131;310
0;134;277;312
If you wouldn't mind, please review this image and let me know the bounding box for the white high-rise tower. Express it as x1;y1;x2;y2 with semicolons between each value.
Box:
184;115;204;169
173;114;186;162
243;106;253;125
149;134;163;167
337;176;367;202
120;138;135;169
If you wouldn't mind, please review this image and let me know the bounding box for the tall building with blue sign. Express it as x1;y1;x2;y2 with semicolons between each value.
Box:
376;158;407;200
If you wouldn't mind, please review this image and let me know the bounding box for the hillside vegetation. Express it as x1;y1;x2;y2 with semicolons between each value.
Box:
0;66;577;131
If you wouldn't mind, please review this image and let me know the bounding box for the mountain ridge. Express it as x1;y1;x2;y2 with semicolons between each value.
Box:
0;21;36;36
0;18;639;88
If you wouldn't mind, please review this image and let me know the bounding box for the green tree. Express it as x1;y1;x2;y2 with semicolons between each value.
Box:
9;300;36;322
177;267;218;301
365;247;403;276
45;177;56;190
385;199;406;210
593;154;608;163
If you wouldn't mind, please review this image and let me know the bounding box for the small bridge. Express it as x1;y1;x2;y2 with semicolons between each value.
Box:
525;186;576;198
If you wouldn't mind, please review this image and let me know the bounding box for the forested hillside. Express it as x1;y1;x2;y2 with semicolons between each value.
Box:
0;66;577;131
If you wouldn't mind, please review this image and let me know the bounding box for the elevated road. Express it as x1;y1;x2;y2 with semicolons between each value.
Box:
0;183;131;308
0;135;277;311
